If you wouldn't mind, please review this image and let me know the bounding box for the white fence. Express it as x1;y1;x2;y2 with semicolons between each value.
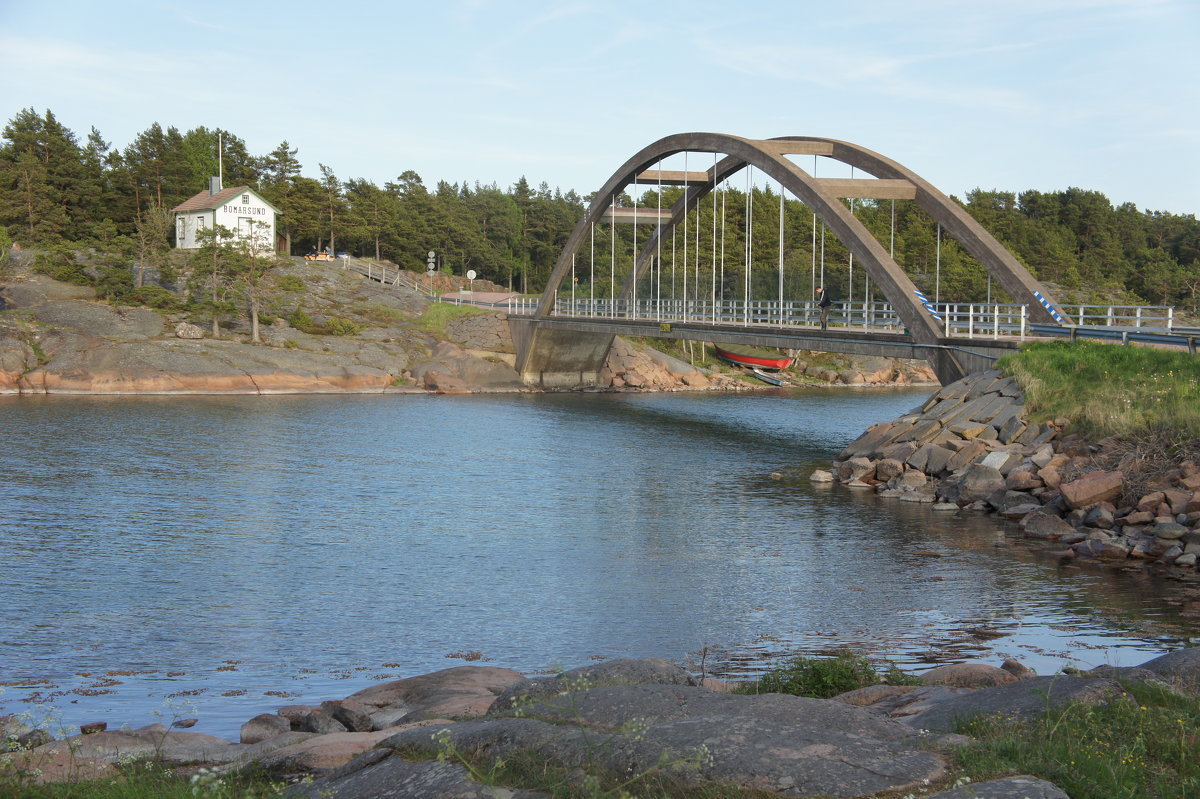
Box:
340;259;1179;341
501;297;1176;340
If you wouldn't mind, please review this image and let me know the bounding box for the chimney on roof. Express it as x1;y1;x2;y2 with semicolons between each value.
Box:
209;176;222;196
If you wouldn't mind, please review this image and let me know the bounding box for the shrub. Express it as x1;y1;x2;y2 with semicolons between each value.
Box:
325;315;362;336
287;308;316;333
33;247;90;285
128;285;185;311
286;308;361;336
754;649;902;698
93;261;134;301
274;274;307;293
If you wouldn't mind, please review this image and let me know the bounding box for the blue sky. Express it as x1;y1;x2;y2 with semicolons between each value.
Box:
1;0;1197;213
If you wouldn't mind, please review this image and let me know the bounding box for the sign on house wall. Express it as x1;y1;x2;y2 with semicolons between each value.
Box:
173;188;278;252
218;192;274;253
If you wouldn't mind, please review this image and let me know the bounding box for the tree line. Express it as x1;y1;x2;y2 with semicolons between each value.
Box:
1;107;1198;311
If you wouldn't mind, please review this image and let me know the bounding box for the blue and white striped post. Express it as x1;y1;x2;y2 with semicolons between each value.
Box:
1032;291;1067;325
914;289;943;322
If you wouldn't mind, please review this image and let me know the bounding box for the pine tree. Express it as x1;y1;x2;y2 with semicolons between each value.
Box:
260;141;303;254
0;108;85;243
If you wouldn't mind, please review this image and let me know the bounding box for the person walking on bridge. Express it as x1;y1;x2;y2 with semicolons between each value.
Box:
816;286;834;330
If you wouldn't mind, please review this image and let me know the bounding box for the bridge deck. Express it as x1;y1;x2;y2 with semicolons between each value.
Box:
525;314;1026;365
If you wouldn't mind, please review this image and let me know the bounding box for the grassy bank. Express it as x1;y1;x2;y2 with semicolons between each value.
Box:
997;340;1200;439
414;302;487;336
0;762;284;799
739;652;1200;799
953;678;1200;799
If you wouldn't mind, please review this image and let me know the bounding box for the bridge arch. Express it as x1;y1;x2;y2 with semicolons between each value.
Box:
535;134;1064;333
521;133;1065;386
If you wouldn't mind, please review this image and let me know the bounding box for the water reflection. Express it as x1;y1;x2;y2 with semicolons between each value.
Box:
0;391;1193;738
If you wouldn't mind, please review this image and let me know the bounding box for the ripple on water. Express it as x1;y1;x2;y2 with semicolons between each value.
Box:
0;390;1192;738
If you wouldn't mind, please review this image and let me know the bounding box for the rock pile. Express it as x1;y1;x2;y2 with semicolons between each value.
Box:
597;338;744;391
791;354;938;386
6;651;1199;798
819;369;1200;570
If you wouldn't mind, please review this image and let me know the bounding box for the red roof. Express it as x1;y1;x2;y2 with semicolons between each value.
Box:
172;185;252;212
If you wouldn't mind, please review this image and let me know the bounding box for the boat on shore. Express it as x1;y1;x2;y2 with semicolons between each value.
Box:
712;344;795;371
750;368;790;386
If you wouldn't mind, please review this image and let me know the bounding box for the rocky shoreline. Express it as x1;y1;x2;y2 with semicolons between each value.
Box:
3;651;1197;798
817;369;1200;572
0;266;935;396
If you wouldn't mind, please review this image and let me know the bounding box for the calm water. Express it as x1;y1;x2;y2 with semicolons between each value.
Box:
0;390;1194;738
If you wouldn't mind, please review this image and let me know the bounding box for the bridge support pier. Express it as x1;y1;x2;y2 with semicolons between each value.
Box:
510;318;615;389
926;348;975;386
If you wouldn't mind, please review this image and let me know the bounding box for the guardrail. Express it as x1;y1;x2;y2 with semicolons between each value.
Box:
509;298;1026;339
504;297;1183;342
1029;323;1198;353
333;261;1191;349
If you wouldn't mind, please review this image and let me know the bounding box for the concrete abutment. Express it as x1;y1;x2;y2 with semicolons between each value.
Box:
510;318;615;389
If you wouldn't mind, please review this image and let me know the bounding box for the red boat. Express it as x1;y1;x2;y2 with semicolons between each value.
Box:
712;344;795;371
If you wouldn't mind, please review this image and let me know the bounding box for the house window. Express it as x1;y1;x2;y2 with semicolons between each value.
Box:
196;215;206;228
242;194;250;205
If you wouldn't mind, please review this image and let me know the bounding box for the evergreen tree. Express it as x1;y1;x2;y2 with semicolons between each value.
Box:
260;141;303;254
188;224;241;338
0;108;89;243
317;163;346;253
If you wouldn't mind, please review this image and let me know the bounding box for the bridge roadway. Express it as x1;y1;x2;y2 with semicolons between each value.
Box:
508;313;1023;388
336;256;1191;384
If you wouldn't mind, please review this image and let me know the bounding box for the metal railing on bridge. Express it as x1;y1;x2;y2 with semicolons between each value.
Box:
503;297;1177;341
336;258;1191;350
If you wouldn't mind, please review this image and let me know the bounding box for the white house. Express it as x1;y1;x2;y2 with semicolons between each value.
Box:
172;179;280;253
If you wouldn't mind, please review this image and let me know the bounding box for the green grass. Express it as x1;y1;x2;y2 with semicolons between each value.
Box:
0;761;285;798
998;340;1200;438
415;302;487;336
735;649;922;699
353;303;409;326
953;679;1200;799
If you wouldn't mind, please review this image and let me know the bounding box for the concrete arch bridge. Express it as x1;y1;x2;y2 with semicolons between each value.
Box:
510;133;1073;386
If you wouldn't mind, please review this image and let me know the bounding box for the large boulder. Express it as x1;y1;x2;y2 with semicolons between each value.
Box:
1019;510;1076;540
292;751;547;799
240;713;291;744
295;710;348;735
928;775;1069;799
348;665;525;722
247;730;393;777
1060;470;1124;509
902;676;1124;733
919;664;1018;689
320;700;376;733
874;458;905;482
1137;647;1200;695
941;464;1005;505
490;658;696;713
388;686;946;798
175;321;204;339
836;457;875;483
